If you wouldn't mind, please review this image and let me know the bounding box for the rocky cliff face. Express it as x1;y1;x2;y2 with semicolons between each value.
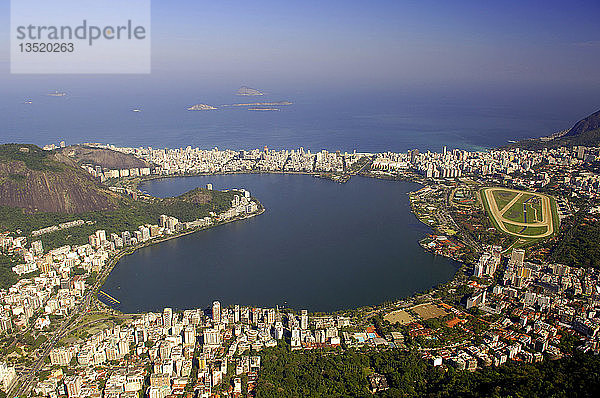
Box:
58;145;150;170
0;144;121;213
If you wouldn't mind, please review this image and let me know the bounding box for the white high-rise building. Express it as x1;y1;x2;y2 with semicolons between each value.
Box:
508;248;525;270
166;217;179;231
300;310;308;330
31;240;43;255
234;305;240;323
95;230;107;244
183;326;196;346
159;215;168;228
65;375;82;398
203;328;221;346
212;301;221;324
0;362;17;392
139;226;150;241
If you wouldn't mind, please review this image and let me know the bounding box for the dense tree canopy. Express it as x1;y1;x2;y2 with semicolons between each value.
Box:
256;344;600;398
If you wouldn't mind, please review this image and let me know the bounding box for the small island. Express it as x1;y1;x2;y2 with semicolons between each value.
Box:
236;85;264;96
187;104;218;111
227;101;293;107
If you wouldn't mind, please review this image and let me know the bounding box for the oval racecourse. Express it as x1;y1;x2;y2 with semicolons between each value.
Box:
480;187;558;239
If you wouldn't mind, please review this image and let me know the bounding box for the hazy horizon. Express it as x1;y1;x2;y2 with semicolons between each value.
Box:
1;1;599;149
1;1;599;89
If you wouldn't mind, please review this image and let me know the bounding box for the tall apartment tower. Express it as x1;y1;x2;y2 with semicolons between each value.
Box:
212;301;221;324
65;376;82;398
234;305;240;323
95;230;107;243
300;310;308;330
163;307;173;328
183;325;196;346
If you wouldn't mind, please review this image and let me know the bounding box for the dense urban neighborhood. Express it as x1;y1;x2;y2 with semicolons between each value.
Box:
2;138;600;397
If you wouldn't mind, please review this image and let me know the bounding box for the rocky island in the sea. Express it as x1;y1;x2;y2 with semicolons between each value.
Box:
226;101;293;107
187;104;218;111
236;86;264;96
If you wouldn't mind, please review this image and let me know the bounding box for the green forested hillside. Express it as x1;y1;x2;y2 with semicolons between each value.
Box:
256;344;600;398
0;188;236;250
550;212;600;268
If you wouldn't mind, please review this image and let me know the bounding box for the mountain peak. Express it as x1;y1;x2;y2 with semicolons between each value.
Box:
564;109;600;138
0;144;121;213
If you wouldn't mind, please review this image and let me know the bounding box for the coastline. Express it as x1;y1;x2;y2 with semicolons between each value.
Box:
126;170;335;192
96;206;266;309
103;171;467;316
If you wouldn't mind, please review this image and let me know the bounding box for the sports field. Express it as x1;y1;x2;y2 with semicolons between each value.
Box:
384;309;415;325
411;303;448;320
480;187;557;239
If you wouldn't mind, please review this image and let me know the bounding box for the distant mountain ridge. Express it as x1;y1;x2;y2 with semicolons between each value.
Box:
563;109;600;139
0;144;121;213
508;108;600;150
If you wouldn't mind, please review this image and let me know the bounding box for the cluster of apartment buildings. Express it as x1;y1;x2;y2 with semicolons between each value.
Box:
374;146;552;182
350;244;600;376
47;142;600;202
76;144;365;179
0;235;103;330
82;164;152;182
0;187;264;396
13;140;600;394
374;145;600;200
29;299;356;398
445;245;600;370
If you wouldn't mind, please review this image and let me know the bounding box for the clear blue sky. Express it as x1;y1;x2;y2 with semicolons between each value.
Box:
1;0;599;94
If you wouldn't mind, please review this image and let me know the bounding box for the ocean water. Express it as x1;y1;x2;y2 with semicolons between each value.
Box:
0;86;588;153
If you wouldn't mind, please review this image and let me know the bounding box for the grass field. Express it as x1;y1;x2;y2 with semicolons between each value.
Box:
58;312;132;346
411;303;448;320
503;222;548;236
481;187;557;240
504;202;526;223
491;190;518;211
384;310;415;325
500;193;537;223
